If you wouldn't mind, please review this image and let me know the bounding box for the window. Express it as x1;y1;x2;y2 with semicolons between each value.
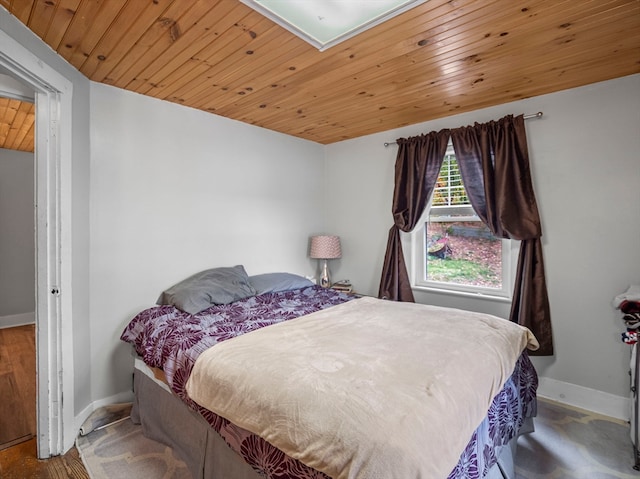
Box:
409;145;513;299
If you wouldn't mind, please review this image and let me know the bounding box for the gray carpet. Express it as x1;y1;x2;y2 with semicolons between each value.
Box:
516;398;638;478
76;399;638;479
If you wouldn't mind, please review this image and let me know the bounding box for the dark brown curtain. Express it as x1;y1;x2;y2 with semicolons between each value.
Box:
378;129;450;301
450;114;553;355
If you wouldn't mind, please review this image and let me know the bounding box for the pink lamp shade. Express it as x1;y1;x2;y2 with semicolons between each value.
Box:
309;235;341;288
309;235;342;259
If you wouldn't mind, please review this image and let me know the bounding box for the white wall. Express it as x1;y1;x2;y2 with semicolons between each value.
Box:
0;148;34;322
90;83;327;400
325;74;640;417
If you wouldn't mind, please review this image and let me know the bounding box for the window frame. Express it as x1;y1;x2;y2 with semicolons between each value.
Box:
405;147;516;302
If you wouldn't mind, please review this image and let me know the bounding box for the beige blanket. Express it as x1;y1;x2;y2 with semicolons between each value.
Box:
186;297;539;479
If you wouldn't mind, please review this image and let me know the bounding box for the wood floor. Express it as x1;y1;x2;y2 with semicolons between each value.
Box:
0;438;88;479
0;325;89;478
0;325;36;448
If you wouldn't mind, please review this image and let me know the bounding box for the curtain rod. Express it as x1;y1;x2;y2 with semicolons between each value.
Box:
383;111;544;147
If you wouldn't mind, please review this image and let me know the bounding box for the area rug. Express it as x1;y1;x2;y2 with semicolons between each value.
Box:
76;404;190;479
516;398;638;478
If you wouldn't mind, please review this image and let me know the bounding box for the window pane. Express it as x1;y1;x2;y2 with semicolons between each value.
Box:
432;154;469;207
426;218;502;289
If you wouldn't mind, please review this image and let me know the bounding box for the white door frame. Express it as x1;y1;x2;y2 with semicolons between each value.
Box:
0;30;74;458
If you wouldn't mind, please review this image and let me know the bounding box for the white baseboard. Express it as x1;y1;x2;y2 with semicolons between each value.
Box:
0;312;35;329
538;376;630;421
74;390;135;438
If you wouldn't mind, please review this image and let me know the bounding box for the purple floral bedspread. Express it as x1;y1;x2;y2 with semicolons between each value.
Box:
120;286;538;479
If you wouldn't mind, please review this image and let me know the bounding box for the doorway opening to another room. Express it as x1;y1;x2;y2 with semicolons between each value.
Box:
0;30;74;458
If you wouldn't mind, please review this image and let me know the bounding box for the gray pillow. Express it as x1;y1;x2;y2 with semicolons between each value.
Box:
249;272;314;295
157;265;256;314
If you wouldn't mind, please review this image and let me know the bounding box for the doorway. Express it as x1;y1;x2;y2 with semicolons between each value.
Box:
0;29;74;458
0;80;36;449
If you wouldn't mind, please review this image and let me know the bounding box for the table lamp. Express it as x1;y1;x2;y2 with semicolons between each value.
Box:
309;235;342;288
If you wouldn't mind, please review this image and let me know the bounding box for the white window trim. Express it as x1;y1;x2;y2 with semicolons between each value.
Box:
403;191;519;304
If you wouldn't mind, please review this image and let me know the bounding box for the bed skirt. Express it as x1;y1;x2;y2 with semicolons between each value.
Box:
131;365;260;479
131;360;533;479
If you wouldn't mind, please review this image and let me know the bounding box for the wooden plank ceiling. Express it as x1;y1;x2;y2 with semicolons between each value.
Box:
0;0;638;146
0;98;34;152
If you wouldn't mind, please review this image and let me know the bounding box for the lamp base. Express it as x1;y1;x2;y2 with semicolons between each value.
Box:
319;259;331;288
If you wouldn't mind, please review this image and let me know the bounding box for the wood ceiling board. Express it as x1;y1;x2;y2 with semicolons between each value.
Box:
218;1;637;140
100;0;221;87
176;28;308;108
0;99;34;152
128;3;255;95
150;16;282;102
42;0;83;49
14;104;35;152
27;0;58;40
6;0;35;26
190;37;321;113
80;0;179;80
224;0;614;119
3;0;638;145
0;98;15;140
54;0;113;65
159;0;495;114
313;58;638;144
208;0;525;120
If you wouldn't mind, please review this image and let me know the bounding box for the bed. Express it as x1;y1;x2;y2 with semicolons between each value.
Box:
120;267;539;479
